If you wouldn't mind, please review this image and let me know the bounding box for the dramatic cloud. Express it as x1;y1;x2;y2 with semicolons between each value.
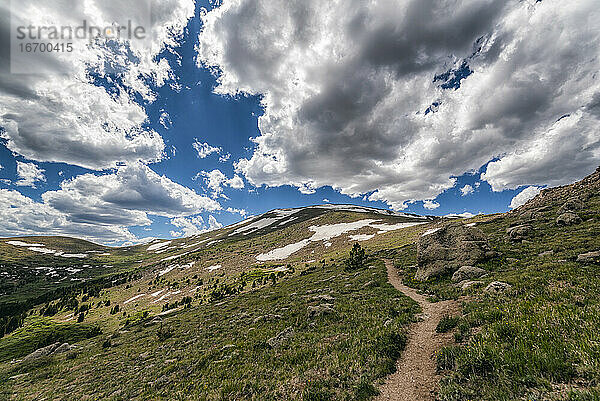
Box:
423;200;440;210
509;186;542;209
0;189;136;243
15;161;45;188
0;0;195;170
198;169;245;197
198;0;600;208
170;214;223;237
460;185;474;196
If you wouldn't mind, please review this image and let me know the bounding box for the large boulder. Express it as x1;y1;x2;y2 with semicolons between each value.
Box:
557;197;584;215
22;342;73;363
485;281;512;294
416;223;491;281
506;224;534;242
556;212;582;226
451;266;488;282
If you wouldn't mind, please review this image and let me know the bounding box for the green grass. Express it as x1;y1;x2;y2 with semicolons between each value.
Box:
0;259;418;400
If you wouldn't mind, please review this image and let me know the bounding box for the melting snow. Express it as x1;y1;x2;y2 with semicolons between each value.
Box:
147;241;171;251
422;227;441;237
205;264;222;272
60;253;87;258
348;234;375;241
151;289;165;297
158;265;177;276
153;290;181;303
7;241;44;247
124;294;146;304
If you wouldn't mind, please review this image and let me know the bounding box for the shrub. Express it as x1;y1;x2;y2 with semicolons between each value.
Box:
344;243;367;271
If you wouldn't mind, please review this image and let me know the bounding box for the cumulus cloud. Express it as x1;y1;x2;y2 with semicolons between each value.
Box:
170;214;223;237
15;161;45;188
509;186;542;209
423;200;440;210
460;185;474;196
198;169;245;197
192;139;232;161
198;0;600;207
0;0;195;170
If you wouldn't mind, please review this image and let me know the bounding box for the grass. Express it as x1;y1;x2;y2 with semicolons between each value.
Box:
0;258;419;400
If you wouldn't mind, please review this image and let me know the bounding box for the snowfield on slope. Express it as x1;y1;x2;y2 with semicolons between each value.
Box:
256;219;425;261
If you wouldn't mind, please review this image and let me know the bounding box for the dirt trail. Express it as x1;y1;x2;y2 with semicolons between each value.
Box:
376;260;460;401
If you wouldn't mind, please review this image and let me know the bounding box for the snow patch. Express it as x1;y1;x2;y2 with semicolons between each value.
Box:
124;294;145;304
147;241;171;251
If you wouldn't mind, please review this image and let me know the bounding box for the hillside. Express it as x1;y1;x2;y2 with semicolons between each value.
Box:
0;167;599;401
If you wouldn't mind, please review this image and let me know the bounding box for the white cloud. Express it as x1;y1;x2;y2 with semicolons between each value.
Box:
170;214;223;237
193;140;221;158
323;198;330;203
199;169;245;197
198;0;600;206
460;185;474;196
423;200;440;210
509;186;542;209
15;161;46;188
0;0;195;170
0;164;3;170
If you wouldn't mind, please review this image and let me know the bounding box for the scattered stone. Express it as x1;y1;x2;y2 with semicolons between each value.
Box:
307;304;335;318
506;258;519;263
362;280;378;288
538;250;554;257
22;342;73;363
506;224;534;242
485;281;512;294
415;222;491;280
451;266;488;282
556;212;582;226
576;251;600;264
266;327;294;348
311;294;335;302
253;314;282;323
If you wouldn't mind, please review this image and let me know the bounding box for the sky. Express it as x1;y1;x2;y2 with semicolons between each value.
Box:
0;0;599;245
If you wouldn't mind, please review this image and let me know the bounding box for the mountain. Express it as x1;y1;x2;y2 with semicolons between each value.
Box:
1;170;599;400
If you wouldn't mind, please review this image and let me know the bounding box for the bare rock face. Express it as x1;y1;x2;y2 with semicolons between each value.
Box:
557;197;584;215
451;266;488;282
415;223;491;281
556;212;582;226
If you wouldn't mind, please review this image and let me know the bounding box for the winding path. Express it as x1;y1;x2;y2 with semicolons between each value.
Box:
376;260;460;401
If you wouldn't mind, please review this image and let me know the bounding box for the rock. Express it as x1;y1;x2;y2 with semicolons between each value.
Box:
485;281;512;294
556;212;582;226
266;327;294;348
506;224;534;242
415;223;491;280
311;294;335;302
307;304;335;318
576;251;600;264
506;258;519;263
253;314;282;324
538;250;554;257
22;342;73;363
557;197;584;214
451;266;488;282
458;280;483;290
362;280;378;288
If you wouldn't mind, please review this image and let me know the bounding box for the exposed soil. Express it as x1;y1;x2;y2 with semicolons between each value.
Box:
376;260;460;401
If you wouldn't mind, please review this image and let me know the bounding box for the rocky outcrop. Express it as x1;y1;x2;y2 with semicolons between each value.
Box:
577;251;600;264
506;224;534;242
484;281;512;294
558;197;584;215
22;342;73;363
556;212;582;226
415;223;491;281
451;266;488;282
307;304;335;318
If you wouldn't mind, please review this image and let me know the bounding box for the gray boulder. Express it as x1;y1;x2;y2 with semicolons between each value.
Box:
267;327;294;348
557;197;584;214
22;342;73;363
458;280;484;291
506;224;534;242
415;223;491;280
556;212;582;226
576;251;600;264
451;266;488;282
485;281;512;294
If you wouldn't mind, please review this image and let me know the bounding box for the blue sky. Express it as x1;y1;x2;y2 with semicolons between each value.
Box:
0;0;598;244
